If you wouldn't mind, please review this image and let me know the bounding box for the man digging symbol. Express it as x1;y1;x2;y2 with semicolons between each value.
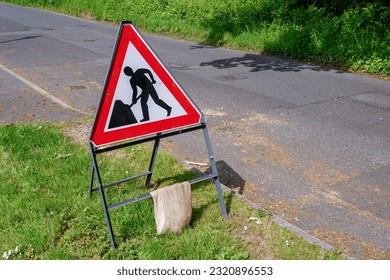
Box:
124;66;172;122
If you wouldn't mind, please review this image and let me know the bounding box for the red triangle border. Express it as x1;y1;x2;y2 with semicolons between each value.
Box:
90;22;202;147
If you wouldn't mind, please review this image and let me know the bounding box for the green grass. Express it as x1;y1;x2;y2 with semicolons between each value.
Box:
3;0;390;75
0;122;343;260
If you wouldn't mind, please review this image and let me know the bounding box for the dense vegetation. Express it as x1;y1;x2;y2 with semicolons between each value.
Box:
4;0;390;74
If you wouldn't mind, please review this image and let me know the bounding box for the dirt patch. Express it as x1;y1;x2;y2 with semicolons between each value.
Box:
310;229;356;256
360;243;390;260
79;12;95;21
304;162;355;187
212;114;294;168
297;193;318;205
60;119;91;145
236;224;276;260
260;198;307;223
159;139;179;156
246;113;288;126
61;80;102;94
310;229;389;259
264;144;294;167
213;112;288;131
202;107;227;117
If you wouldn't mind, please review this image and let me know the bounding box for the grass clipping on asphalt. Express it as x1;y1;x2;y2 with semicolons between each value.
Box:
0;122;342;260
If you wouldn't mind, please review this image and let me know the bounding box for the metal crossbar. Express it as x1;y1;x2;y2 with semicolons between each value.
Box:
108;193;152;211
89;171;152;194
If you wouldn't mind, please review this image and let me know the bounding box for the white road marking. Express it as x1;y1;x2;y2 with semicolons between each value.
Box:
0;63;85;114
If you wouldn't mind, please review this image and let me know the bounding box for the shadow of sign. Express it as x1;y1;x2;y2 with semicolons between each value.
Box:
215;160;246;194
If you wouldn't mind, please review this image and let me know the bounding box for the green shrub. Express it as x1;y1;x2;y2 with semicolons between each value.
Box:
4;0;389;74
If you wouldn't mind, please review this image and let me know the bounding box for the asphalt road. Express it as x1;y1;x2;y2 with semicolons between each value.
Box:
1;2;389;259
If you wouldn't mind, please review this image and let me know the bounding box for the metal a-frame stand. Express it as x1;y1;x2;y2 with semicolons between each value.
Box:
89;120;227;249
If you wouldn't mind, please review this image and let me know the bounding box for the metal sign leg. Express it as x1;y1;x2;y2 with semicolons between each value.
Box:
202;125;228;218
145;138;160;188
89;143;117;249
88;166;95;198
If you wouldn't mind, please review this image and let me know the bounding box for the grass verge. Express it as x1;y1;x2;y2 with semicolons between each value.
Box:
0;121;343;259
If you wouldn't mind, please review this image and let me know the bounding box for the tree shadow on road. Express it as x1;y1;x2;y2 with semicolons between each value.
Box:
0;35;41;44
199;53;343;74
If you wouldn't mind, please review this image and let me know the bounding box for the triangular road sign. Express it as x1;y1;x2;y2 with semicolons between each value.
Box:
90;22;202;147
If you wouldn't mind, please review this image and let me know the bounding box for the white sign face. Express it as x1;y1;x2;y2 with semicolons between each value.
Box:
105;42;187;132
